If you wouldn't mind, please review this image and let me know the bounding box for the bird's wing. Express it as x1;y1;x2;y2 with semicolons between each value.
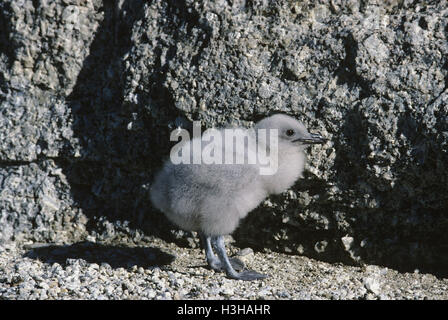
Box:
168;128;263;194
173;161;261;194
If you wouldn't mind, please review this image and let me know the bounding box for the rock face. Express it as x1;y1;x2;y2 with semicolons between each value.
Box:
1;0;447;275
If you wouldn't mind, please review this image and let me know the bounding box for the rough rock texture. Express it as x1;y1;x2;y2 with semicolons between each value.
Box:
1;0;447;278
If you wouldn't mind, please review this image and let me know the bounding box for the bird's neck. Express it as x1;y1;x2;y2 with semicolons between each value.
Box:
260;143;306;195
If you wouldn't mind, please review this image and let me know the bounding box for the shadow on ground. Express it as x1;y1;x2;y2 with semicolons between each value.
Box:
23;241;175;269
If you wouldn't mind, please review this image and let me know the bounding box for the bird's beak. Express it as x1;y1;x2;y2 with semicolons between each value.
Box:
292;133;327;145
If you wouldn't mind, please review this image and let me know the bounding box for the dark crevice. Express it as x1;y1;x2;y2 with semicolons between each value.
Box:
0;2;14;67
0;152;71;167
335;33;373;100
426;58;448;107
0;160;36;167
418;17;428;30
282;66;300;82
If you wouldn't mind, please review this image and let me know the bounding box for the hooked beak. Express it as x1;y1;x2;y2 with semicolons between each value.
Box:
292;133;327;145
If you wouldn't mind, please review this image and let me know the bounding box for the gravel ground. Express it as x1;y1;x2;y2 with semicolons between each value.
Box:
1;235;447;300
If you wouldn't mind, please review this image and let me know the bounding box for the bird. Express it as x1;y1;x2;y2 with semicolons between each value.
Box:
150;114;326;281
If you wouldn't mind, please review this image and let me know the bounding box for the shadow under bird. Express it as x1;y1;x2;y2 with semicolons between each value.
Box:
150;114;326;281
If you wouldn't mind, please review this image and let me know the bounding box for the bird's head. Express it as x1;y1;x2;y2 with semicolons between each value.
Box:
254;114;326;151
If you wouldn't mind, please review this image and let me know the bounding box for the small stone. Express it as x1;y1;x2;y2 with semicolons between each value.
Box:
221;286;234;296
341;236;354;251
258;83;272;99
314;240;328;253
364;277;381;295
86;235;96;243
237;248;253;256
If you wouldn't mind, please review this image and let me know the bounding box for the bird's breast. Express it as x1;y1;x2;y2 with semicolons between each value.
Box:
263;151;305;195
234;185;268;219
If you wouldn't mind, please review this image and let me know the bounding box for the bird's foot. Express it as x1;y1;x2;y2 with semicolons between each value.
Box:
209;235;266;281
228;257;245;272
209;257;245;272
227;269;268;281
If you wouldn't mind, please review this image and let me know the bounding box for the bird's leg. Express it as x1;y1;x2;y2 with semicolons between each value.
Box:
211;235;267;281
199;233;245;272
199;233;222;271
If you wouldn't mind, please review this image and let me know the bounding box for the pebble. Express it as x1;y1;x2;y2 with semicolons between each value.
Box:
364;277;382;295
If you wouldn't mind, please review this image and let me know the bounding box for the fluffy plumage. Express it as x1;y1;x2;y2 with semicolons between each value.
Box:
150;114;325;280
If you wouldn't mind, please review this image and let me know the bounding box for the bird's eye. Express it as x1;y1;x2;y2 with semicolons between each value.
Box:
286;129;295;137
